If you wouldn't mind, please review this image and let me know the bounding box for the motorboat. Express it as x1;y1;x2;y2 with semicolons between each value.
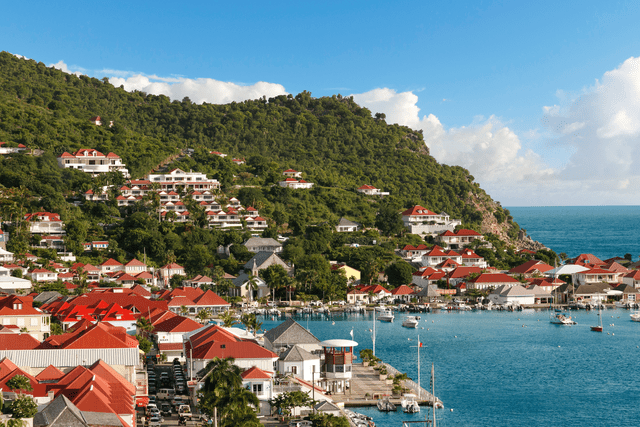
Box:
550;312;576;325
401;394;420;413
630;312;640;322
402;316;420;328
376;396;396;412
377;309;395;322
591;301;603;332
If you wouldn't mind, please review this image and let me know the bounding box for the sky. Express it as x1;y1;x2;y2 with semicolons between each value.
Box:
3;1;640;206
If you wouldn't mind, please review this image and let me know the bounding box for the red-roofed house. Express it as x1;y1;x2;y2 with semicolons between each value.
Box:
390;285;416;302
282;169;302;178
57;148;129;178
412;267;446;288
459;248;487;268
401;206;461;235
278;178;314;189
154;316;204;361
356;185;389;196
185;325;278;375
509;260;554;276
622;270;640;289
100;258;124;274
422;246;462;267
23;212;65;235
0;295;51;340
159;263;185;287
400;244;430;259
571;253;606;268
241;366;273;410
574;268;622;286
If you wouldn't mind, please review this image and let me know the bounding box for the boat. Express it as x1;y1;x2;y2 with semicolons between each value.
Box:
550;312;577;325
402;316;420;328
590;298;603;332
630;311;640;322
377;309;395;322
401;394;420;413
376;396;396;412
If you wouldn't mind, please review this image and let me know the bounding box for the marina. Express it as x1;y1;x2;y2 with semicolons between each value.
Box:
258;306;640;427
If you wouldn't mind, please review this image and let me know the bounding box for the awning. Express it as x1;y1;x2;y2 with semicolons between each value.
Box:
136;396;150;407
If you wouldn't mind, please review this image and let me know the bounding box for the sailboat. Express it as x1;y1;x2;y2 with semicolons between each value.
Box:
590;294;603;332
550;283;576;325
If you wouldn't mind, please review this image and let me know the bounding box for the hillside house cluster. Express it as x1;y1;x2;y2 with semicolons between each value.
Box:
279;169;314;189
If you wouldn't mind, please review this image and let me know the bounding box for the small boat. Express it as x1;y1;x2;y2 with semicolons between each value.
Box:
377;309;395;322
376;396;396;412
401;394;420;413
402;316;420;328
550;312;576;325
630;311;640;322
591;305;603;331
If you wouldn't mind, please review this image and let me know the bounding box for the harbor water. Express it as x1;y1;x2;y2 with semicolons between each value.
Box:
261;309;640;426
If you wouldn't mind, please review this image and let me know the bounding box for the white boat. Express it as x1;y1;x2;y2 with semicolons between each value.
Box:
630;312;640;322
377;309;395;322
550;312;576;325
376;396;396;411
401;394;420;413
402;316;420;328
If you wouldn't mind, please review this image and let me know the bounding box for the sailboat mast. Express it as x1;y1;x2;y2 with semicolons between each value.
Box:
372;308;376;356
417;334;420;400
432;363;436;427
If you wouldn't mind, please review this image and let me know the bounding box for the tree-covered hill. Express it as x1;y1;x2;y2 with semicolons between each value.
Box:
0;52;518;234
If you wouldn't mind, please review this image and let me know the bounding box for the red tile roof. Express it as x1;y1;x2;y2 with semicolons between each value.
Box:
241;366;272;380
509;260;554;274
402;205;438;216
154;316;203;333
0;334;40;350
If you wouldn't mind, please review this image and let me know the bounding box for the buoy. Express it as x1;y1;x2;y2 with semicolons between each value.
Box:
454;335;457;338
432;320;434;323
612;333;615;336
558;345;561;347
332;322;335;325
450;408;454;412
522;325;525;327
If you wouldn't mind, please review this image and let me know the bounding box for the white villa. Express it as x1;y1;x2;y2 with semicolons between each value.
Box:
57;149;130;178
356;185;389;196
148;168;220;192
402;205;461;235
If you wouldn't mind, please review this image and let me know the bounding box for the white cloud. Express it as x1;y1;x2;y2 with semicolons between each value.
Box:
108;74;288;105
352;88;555;186
50;60;86;76
540;56;640;192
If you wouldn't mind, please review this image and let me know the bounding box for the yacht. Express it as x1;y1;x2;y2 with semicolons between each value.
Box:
630;311;640;322
376;396;396;412
377;309;395;322
550;312;577;325
401;394;420;413
402;316;420;328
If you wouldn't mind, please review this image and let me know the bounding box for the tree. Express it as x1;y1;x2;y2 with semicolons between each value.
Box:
269;391;315;418
375;202;404;237
309;413;350;427
136;316;155;337
6;375;33;392
385;261;415;287
135;335;152;354
240;313;262;337
219;310;238;328
196;309;212;323
9;394;38;419
259;264;289;302
198;357;259;427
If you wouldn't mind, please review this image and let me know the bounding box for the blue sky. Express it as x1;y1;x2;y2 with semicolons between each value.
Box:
3;1;640;206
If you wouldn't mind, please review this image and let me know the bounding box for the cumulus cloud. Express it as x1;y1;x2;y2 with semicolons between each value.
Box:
50;60;86;76
352;88;554;185
108;74;288;104
541;56;640;195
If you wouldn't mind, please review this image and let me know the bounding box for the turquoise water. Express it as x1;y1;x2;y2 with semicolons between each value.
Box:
506;205;640;261
262;311;640;427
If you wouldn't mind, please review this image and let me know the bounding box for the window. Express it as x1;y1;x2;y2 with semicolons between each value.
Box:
31;318;38;326
252;384;263;393
291;366;297;375
17;318;25;326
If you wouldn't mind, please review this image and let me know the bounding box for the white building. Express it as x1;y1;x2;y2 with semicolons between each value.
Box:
57;149;130;178
277;345;321;382
278;178;314;189
148;168;220;192
24;212;65;235
401;205;461;235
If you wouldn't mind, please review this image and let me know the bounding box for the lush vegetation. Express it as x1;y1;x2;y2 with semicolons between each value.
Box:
0;52;544;300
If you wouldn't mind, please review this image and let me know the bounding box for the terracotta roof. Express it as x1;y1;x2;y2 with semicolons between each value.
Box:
402;205;438;216
390;285;415;295
154;316;203;333
469;273;520;283
35;365;65;381
241;366;272;380
101;258;123;267
0;334;40;350
509;260;554;274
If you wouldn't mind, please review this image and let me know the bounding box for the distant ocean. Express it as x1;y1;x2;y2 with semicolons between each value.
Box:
506;206;640;261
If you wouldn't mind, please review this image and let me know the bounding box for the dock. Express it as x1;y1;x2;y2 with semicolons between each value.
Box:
330;363;441;408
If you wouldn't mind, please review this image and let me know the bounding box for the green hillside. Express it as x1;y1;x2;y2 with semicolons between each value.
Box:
0;51;532;285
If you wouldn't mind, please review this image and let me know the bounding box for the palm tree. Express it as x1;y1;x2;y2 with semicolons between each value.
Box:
196;309;212;324
199;357;243;427
179;305;189;316
240;313;262;337
219;310;238;328
136;316;155;338
219;388;260;427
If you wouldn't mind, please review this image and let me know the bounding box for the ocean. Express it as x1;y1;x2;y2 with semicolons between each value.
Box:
506;205;640;261
261;310;640;427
